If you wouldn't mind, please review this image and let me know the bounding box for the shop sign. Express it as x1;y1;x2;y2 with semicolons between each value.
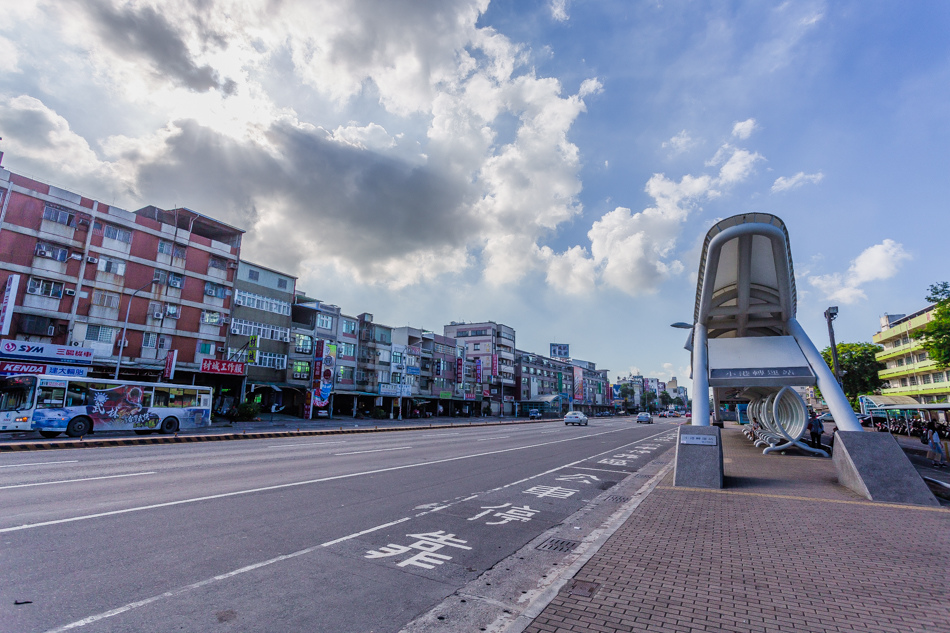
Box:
0;275;20;336
407;366;420;375
0;362;90;377
475;358;482;382
491;354;498;375
200;359;245;375
313;342;336;408
482;389;490;397
163;349;178;380
504;396;514;401
0;339;94;365
439;391;452;399
455;358;463;382
573;366;584;402
464;393;477;401
380;383;411;397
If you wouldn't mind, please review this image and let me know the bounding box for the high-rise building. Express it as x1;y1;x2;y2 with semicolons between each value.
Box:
444;321;516;415
872;306;950;404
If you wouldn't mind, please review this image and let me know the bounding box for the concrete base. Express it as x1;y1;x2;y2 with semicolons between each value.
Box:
674;426;723;489
833;431;938;506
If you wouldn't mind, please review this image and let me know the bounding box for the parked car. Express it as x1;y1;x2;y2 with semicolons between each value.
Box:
564;411;589;426
637;412;652;424
528;409;540;420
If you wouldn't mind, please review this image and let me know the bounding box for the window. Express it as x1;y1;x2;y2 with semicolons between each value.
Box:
208;256;227;270
34;241;69;261
338;366;354;382
342;320;357;335
277;278;288;290
158;240;173;255
228;348;287;369
909;376;918;386
27;277;64;298
85;324;115;343
98;256;126;276
935;373;946;384
143;332;158;348
229;319;290;342
204;281;227;298
198;342;214;355
164;304;181;319
392;352;403;364
201;311;221;325
473;343;480;351
173;244;186;259
392;373;402;384
294;334;313;354
153;269;168;284
92;290;120;309
918;352;929;362
896;358;904;367
317;313;333;330
168;272;183;288
43;204;76;227
234;290;291;315
18;314;52;335
292;361;311;379
37;383;67;408
923;374;932;384
339;342;356;358
102;223;132;243
248;269;260;281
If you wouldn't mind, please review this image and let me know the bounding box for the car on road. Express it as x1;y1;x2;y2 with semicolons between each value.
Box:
636;412;652;424
528;409;540;420
564;411;589;426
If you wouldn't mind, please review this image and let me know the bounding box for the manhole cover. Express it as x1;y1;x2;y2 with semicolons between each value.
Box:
536;538;580;552
569;580;601;598
604;495;630;503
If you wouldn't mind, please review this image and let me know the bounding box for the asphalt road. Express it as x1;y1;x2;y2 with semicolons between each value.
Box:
1;416;680;633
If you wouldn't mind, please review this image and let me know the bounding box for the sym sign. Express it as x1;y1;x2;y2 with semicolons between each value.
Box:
0;340;94;365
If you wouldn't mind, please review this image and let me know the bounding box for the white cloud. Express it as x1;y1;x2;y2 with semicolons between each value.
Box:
808;239;911;304
717;148;764;185
662;130;698;155
771;171;824;193
550;0;569;22
732;118;757;139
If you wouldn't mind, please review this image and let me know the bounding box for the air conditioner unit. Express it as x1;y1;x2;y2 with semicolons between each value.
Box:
227;262;238;269
69;253;83;261
152;311;164;319
87;256;99;264
234;297;243;306
168;279;182;288
37;248;53;257
205;288;216;296
216;346;226;353
117;338;129;347
78;218;90;226
282;335;290;342
220;317;230;324
64;289;76;297
48;325;56;336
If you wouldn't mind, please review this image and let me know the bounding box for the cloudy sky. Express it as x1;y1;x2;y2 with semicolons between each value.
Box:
1;1;948;384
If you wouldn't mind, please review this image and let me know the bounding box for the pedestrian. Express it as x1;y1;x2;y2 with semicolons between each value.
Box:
926;422;946;468
807;412;824;449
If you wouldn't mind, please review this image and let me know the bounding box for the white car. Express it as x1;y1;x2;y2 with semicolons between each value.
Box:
636;412;652;424
564;411;588;426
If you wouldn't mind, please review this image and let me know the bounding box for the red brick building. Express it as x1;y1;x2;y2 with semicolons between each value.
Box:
0;167;244;393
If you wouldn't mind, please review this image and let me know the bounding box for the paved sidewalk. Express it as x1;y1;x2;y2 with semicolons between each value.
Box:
523;423;950;633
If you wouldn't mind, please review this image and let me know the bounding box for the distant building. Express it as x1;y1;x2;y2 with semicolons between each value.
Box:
873;306;950;404
444;321;516;415
515;349;573;415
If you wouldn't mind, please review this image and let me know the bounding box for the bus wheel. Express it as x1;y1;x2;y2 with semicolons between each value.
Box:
66;417;92;437
38;431;61;439
160;417;180;434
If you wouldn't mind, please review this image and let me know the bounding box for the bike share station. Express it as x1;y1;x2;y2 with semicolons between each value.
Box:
674;213;937;506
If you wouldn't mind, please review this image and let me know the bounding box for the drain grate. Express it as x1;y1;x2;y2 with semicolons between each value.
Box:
536;538;580;553
569;580;601;598
604;495;630;503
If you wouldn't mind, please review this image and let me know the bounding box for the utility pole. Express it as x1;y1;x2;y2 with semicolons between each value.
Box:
824;306;843;387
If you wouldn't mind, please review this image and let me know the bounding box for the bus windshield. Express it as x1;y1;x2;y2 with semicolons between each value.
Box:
0;375;37;412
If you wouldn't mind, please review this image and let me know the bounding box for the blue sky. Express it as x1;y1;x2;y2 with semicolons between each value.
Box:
1;1;947;384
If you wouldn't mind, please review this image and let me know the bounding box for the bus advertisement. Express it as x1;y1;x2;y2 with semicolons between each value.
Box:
0;374;212;438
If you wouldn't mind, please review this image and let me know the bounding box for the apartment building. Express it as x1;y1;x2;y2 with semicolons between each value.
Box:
444;321;516;415
570;358;611;415
515;349;573;416
873;307;950;404
0;168;243;396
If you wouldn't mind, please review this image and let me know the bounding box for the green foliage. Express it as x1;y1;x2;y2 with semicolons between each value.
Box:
372;407;387;420
643;390;657;411
912;282;950;369
233;402;260;421
820;342;885;405
672;396;684;406
658;391;673;406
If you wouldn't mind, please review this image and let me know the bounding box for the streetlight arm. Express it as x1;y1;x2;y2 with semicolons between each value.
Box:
114;280;157;380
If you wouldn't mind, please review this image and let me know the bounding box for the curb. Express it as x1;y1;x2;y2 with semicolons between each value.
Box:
0;418;558;452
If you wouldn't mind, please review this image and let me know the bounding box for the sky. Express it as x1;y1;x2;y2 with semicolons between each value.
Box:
1;0;948;385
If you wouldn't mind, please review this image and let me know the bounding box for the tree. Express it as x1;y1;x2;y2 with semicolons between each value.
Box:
643;390;657;412
820;342;885;406
658;391;673;407
912;281;950;368
672;396;684;407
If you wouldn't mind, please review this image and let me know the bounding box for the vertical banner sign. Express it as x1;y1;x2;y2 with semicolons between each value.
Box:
0;275;20;336
163;349;178;380
491;354;498;376
475;358;482;383
573;366;584;402
456;358;463;383
248;334;259;364
557;372;563;392
314;343;336;407
311;340;325;413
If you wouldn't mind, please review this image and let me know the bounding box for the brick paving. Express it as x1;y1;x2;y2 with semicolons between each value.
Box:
524;424;950;633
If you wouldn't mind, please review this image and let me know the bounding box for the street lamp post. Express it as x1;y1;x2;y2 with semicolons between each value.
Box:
824;306;843;387
114;280;157;380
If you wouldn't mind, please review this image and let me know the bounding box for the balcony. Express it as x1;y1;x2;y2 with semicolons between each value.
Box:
879;359;937;379
880;382;949;397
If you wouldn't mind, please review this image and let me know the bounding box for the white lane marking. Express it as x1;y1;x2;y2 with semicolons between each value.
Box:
0;472;155;491
476;436;510;442
1;427;631;534
41;516;412;633
570;466;632;475
266;441;347;448
334;446;412;455
419;433;460;437
0;460;78;469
